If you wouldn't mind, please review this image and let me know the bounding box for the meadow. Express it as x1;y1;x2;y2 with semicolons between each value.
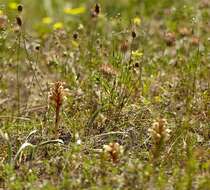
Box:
0;0;209;189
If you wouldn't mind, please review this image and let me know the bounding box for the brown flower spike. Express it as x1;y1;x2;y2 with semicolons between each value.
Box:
48;81;69;137
148;118;171;162
103;142;124;163
148;118;171;144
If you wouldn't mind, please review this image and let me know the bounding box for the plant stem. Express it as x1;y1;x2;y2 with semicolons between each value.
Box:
55;105;60;138
16;33;21;115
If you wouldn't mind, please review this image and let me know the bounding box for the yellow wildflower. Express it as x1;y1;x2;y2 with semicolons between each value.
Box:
0;10;3;15
42;17;53;25
64;6;86;15
133;17;141;26
71;40;79;48
8;2;17;10
154;96;162;103
53;22;63;30
131;50;143;58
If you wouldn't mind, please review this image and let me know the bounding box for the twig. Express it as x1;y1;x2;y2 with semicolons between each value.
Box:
90;131;129;139
0;116;31;121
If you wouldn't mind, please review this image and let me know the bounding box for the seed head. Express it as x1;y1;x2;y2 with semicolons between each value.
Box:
134;62;139;67
35;44;40;51
131;30;137;38
17;4;23;12
164;32;176;46
16;16;22;26
73;32;78;40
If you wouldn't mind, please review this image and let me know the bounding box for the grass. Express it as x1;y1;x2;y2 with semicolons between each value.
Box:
0;0;209;189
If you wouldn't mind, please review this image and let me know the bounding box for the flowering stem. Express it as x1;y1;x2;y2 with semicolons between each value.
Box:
16;32;21;115
55;104;60;138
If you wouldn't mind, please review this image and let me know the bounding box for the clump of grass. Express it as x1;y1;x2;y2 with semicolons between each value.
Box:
0;129;12;164
48;81;69;138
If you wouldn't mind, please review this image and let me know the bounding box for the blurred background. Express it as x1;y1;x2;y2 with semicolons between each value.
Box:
1;0;195;35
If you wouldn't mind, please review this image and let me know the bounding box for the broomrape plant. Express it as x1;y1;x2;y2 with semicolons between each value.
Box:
103;142;124;163
148;118;171;162
48;81;69;138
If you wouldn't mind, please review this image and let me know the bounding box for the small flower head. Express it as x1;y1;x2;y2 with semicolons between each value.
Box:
190;36;200;46
131;50;143;59
17;4;23;12
53;22;63;30
178;27;191;37
103;142;124;163
133;17;141;26
73;32;79;40
8;2;18;10
35;44;40;51
148;118;171;144
131;30;137;38
100;63;118;77
164;32;176;46
0;15;7;29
